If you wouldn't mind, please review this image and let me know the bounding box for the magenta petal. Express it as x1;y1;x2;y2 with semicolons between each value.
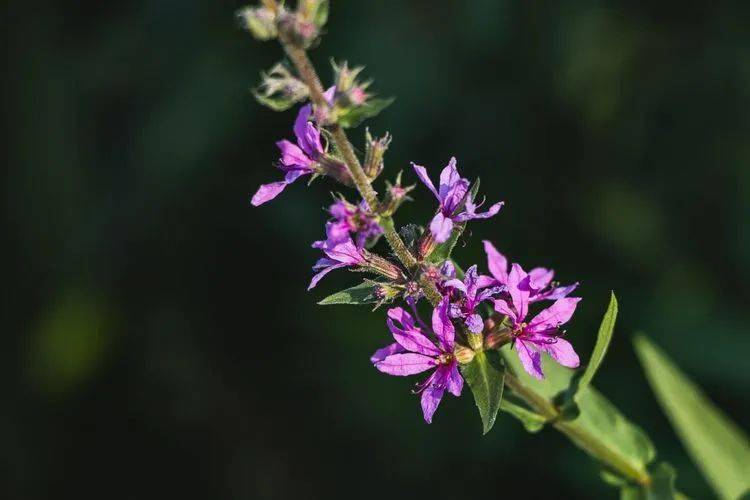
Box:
508;263;530;320
276;139;311;168
300;122;322;157
540;338;580;368
308;261;348;290
446;364;464;397
251;181;288;206
387;307;416;330
370;342;405;363
528;267;554;290
429;212;454;243
465;314;484;333
420;369;448;424
527;297;581;332
516;340;544;379
431;297;455;351
443;278;467;294
541;282;580;301
412;163;440;200
483;240;508;284
494;298;516;322
387;318;441;356
374;353;436;376
293;104;312;145
438;157;460;199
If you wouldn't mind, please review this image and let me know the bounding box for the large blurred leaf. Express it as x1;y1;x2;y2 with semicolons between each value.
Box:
502;347;655;477
460;350;505;434
634;335;750;500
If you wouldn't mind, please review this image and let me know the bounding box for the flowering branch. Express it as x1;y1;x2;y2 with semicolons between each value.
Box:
238;2;683;497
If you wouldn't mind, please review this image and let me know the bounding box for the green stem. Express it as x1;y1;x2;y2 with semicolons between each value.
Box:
277;28;651;490
504;373;652;487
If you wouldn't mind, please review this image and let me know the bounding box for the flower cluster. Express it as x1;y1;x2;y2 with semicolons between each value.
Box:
245;0;582;424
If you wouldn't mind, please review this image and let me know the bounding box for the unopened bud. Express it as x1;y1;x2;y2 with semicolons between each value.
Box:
366;254;406;282
381;170;414;216
254;63;309;111
418;231;437;261
237;5;278;41
278;11;319;48
484;328;513;350
318;154;353;187
454;345;476;365
374;282;401;302
363;129;391;179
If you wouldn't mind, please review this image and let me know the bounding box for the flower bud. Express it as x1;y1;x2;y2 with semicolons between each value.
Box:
454;345;476;365
237;5;278;41
317;154;354;187
278;11;319;48
417;231;437;261
253;63;309;111
374;282;402;302
467;332;484;351
381;170;414;216
363;129;391;179
484;328;513;350
365;254;406;282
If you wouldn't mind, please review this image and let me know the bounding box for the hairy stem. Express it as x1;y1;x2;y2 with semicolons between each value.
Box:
280;35;443;304
277;30;650;489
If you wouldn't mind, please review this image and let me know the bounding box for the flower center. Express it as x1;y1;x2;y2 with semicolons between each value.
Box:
436;353;453;365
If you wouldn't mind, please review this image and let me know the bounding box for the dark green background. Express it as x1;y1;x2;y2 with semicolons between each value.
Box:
5;1;749;498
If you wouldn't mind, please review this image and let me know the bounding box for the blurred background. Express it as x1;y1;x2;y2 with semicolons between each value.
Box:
4;0;750;498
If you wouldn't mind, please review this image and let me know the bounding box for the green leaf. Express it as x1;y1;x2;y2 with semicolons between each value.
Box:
428;224;464;264
502;346;656;475
460;350;505;434
634;335;750;500
620;463;679;500
577;291;618;396
318;281;380;305
313;0;329;28
337;97;394;129
554;292;619;416
499;398;546;433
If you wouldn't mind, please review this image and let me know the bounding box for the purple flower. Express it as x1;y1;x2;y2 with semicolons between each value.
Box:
251;88;336;206
443;265;501;333
371;298;463;423
251;104;322;206
483;240;579;302
412;157;504;243
494;263;581;379
309;222;368;290
327;198;383;248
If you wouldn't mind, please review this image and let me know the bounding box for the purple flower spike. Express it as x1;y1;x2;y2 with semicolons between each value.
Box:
482;240;579;303
371;297;463;423
251;104;324;206
308;222;367;290
412;157;503;243
494;263;581;379
443;265;502;333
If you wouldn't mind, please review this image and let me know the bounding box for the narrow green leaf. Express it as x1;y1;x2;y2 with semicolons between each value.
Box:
337;97;394;129
620;463;679;500
577;291;618;396
318;281;380;305
460;350;505;434
499;399;546;433
634;335;750;500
